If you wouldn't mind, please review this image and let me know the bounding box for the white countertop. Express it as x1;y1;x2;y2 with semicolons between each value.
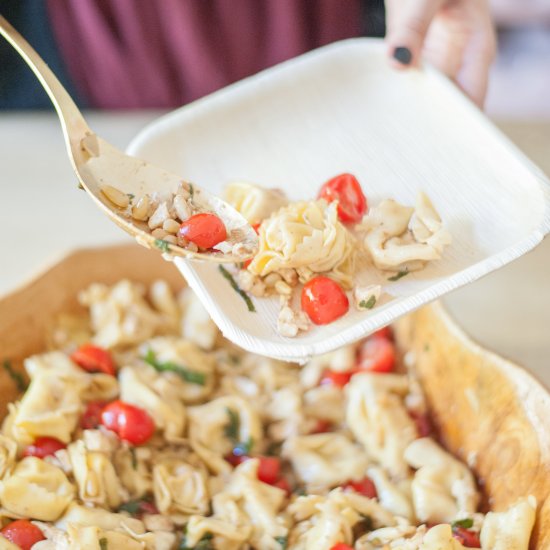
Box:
1;112;549;383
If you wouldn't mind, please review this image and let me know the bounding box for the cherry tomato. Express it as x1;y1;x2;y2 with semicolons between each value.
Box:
342;476;377;499
138;500;159;515
81;401;107;430
252;222;261;234
372;326;393;340
101;400;155;445
225;452;248;467
71;344;116;376
357;336;396;373
273;477;292;496
320;369;354;388
318;173;367;224
452;527;481;548
330;544;354;550
23;437;66;459
257;456;281;485
310;419;332;434
409;410;432;437
0;520;45;550
301;276;349;325
178;213;227;249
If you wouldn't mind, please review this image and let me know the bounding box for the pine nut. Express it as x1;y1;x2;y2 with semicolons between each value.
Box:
173;193;191;221
131;195;150;221
264;273;282;287
275;280;292;295
163;218;181;234
162;234;177;244
152;228;168;239
101;184;129;208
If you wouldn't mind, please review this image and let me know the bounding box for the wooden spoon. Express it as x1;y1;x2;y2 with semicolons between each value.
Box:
0;16;258;263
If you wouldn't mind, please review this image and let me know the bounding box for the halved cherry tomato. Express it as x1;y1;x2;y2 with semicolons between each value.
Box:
225;452;248;467
273;477;292;496
257;456;281;485
0;520;45;550
452;527;481;548
138;500;160;515
372;326;393;340
311;419;332;434
101;400;155;445
342;476;377;499
23;437;66;459
330;543;354;550
409;410;432;437
357;336;396;373
252;222;261;234
320;369;354;388
81;401;107;430
301;276;349;325
71;344;116;376
318;173;367;223
178;213;227;249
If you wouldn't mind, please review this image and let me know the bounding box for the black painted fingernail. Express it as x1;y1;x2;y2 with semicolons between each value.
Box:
393;46;412;65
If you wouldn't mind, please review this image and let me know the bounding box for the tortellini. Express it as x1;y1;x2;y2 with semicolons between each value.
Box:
188;396;262;475
361;193;451;272
404;437;480;524
0;435;17;480
0;457;74;521
480;496;536;550
179;287;219;351
224;181;289;225
249;200;357;288
346;373;417;478
282;433;369;489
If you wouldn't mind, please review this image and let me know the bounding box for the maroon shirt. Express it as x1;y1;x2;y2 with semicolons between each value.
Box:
47;0;362;108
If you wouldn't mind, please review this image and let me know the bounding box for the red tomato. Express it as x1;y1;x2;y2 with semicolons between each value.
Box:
273;477;292;496
301;277;349;325
81;401;107;430
0;520;45;550
225;452;248;467
23;437;66;459
318;173;367;223
71;344;116;376
409;410;432;437
101;400;155;445
342;476;378;499
252;222;261;234
138;500;159;515
330;544;354;550
178;213;227;249
257;456;281;485
452;527;481;548
310;419;332;434
372;326;393;340
319;369;354;388
357;336;396;373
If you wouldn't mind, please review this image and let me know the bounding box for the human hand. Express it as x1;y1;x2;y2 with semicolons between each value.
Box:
385;0;497;107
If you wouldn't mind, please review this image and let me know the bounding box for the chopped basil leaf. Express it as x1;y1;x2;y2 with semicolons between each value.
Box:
233;436;254;457
127;193;135;201
275;536;288;549
2;360;27;392
359;295;377;309
452;518;474;529
218;265;256;312
118;500;141;515
224;408;240;442
144;349;206;385
154;239;171;253
189;183;195;200
130;447;138;470
99;538;108;550
388;269;409;282
179;532;213;550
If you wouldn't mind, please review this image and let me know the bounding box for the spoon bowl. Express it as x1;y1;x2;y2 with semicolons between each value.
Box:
0;16;257;263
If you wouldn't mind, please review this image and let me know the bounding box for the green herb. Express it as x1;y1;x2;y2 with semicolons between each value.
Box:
452;518;474;530
218;265;256;312
118;500;141;515
224;408;240;442
188;183;195;200
154;239;171;253
144;349;206;385
99;538;108;550
179;532;213;550
77;182;85;191
294;486;307;496
232;436;254;456
275;536;288;549
127;193;135;202
2;360;27;392
130;447;138;470
388;269;409;282
359;295;377;309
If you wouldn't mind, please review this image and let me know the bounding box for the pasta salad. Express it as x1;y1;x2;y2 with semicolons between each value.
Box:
0;279;535;550
223;175;451;337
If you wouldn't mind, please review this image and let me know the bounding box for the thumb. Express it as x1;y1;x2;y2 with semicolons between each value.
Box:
385;0;446;67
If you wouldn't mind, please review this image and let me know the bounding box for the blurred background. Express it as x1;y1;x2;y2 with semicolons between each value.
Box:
0;0;549;379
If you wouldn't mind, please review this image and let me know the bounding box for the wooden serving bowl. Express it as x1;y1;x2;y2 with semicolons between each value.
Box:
1;244;549;548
